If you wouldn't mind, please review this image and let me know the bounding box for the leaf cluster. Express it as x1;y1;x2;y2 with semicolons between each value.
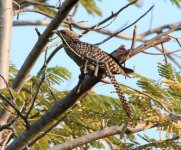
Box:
1;62;180;149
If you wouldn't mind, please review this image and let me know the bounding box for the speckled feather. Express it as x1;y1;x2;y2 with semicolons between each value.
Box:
56;29;132;117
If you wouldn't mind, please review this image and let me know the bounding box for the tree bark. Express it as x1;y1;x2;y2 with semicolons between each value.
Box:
0;0;13;143
6;76;101;150
0;1;12;88
48;124;126;150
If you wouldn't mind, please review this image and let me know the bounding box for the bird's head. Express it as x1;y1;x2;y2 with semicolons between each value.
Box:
54;29;80;44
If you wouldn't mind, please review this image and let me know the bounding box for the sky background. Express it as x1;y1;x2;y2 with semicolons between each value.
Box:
11;0;181;149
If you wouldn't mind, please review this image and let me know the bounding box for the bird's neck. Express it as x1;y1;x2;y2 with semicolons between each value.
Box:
62;37;79;46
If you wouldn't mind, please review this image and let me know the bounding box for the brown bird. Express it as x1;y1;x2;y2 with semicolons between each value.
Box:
55;29;133;117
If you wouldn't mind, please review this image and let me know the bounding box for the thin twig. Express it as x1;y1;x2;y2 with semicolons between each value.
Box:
44;40;62;51
142;49;181;55
29;92;88;146
35;28;41;37
95;5;154;45
0;74;16;104
71;2;79;17
0;119;16;131
36;1;139;75
14;9;53;18
25;51;48;119
168;34;181;48
0;94;30;129
46;77;57;101
142;22;181;37
161;43;168;64
131;25;137;49
81;0;139;35
95;11;118;30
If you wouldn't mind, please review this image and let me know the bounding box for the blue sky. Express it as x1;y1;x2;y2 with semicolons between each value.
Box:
11;0;180;148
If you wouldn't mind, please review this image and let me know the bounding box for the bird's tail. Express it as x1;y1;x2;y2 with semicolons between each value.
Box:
108;74;132;117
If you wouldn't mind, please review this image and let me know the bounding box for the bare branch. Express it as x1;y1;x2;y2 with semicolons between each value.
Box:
111;37;170;65
48;121;159;150
168;34;181;48
0;94;30;129
48;124;127;150
80;0;139;36
38;45;63;75
26;51;47;118
95;5;154;45
0;119;15;132
11;0;79;92
13;20;51;26
0;75;15;104
142;49;181;55
131;25;137;49
161;43;168;64
14;9;54;18
0;1;12;88
0;0;13;142
142;22;181;37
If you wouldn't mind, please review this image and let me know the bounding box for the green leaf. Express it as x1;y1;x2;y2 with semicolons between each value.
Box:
34;136;50;150
158;63;175;80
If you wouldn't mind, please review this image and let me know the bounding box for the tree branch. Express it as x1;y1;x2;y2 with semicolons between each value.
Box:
48;124;127;150
0;0;13;143
48;122;158;150
14;9;54;18
11;0;79;92
6;23;172;150
0;0;12;89
6;75;102;150
95;5;154;45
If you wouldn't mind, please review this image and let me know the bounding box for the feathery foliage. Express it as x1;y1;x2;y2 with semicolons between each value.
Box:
1;62;180;149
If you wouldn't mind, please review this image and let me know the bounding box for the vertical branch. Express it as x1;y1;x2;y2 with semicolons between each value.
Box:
0;0;13;142
131;25;137;49
0;1;13;88
161;43;168;64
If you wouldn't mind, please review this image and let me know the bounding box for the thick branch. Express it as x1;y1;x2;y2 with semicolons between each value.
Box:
6;75;101;150
48;124;126;150
6;26;172;150
49;122;157;150
0;0;13;141
0;1;13;88
11;0;79;92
